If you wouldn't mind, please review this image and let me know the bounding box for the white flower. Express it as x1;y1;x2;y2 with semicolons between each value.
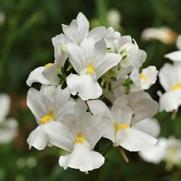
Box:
58;103;105;172
139;137;181;167
26;63;60;86
88;98;157;152
165;35;181;62
139;138;167;164
130;66;158;91
0;94;18;144
62;12;106;45
66;38;120;100
27;85;75;150
141;27;177;45
159;63;181;112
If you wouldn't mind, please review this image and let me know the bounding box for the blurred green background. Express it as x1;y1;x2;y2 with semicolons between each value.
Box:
0;0;181;180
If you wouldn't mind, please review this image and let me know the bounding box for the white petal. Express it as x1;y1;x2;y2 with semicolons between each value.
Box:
66;44;86;73
159;90;181;112
27;126;48;150
43;121;73;151
42;64;60;85
111;98;133;125
27;88;47;120
128;91;159;124
26;66;53;86
76;12;89;41
140;66;158;89
59;142;104;172
0;94;10;122
88;26;106;41
133;118;160;137
96;53;120;78
87;100;111;117
165;51;181;62
66;74;102;100
119;128;157;152
139;138;167;163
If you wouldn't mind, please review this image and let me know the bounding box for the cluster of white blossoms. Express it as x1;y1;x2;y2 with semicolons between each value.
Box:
0;94;18;144
159;35;181;112
26;12;159;172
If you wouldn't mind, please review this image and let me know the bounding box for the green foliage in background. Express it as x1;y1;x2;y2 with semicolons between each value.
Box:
0;0;181;180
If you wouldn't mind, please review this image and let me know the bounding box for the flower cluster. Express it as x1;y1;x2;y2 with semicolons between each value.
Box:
26;12;159;172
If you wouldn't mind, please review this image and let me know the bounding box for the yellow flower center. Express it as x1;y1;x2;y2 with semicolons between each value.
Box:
39;111;54;124
75;133;86;144
139;73;148;80
86;63;95;75
114;122;129;133
44;63;53;69
170;83;181;91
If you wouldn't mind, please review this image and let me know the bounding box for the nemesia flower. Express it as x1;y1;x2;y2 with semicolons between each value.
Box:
88;98;157;152
106;91;158;124
159;63;181;112
165;35;181;62
27;85;75;150
0;94;18;144
141;27;177;45
140;137;181;168
66;38;120;100
58;102;105;172
130;66;158;91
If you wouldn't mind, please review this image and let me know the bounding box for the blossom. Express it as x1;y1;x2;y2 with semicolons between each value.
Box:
0;94;18;144
66;38;120;100
130;66;158;91
58;102;105;172
141;27;177;45
27;85;75;150
106;91;158;124
139;137;181;168
165;35;181;62
88;98;157;152
159;63;181;112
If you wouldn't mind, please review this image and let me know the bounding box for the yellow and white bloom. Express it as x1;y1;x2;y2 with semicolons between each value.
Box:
165;35;181;62
88;98;157;152
66;38;120;100
159;63;181;112
0;94;18;144
130;66;158;91
27;85;75;150
58;102;105;172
